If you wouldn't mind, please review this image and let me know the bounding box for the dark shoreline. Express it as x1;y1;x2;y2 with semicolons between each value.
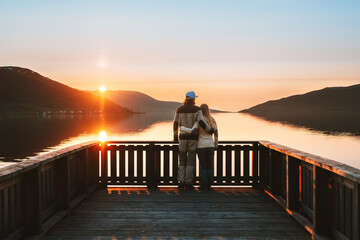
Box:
240;111;360;136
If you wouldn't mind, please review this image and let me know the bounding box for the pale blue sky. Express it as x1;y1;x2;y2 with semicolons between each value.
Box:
1;0;360;110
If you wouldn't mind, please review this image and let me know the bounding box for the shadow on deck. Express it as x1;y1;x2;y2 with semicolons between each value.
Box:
45;187;311;239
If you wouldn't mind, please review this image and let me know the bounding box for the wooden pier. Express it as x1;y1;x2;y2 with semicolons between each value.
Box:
0;141;359;239
45;187;310;239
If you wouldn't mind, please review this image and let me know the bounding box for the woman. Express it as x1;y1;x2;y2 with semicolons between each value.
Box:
180;104;218;190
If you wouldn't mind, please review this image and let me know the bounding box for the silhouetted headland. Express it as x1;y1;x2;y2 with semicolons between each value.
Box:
0;66;227;115
0;66;132;115
241;83;360;135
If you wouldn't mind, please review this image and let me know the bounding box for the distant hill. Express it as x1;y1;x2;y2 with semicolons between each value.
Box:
241;84;360;134
91;90;227;113
0;66;131;115
101;90;182;113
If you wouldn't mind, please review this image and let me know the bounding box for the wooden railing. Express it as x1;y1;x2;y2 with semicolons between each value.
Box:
0;141;99;240
99;141;259;188
1;140;360;240
259;141;360;240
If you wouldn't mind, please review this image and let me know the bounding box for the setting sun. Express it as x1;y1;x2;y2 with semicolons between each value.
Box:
99;86;106;93
99;130;107;142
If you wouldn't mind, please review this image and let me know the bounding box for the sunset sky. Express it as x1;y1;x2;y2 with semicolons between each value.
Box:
1;0;360;111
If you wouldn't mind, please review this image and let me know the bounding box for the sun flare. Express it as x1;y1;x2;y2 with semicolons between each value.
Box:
99;130;107;142
99;86;106;93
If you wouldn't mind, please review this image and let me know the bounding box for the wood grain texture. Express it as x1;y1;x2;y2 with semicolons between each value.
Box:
45;187;311;239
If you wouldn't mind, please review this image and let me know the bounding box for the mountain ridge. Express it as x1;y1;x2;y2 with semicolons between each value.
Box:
90;90;228;114
98;90;181;113
241;84;360;114
0;66;131;114
240;83;360;134
0;66;227;115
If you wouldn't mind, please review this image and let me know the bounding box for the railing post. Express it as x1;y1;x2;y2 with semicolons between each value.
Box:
252;143;259;188
353;182;359;240
85;148;90;193
146;142;159;189
268;149;274;191
100;143;107;188
23;166;42;236
259;145;270;189
286;155;299;210
92;145;101;188
55;156;70;210
313;165;330;235
82;145;97;193
78;150;87;195
269;150;281;195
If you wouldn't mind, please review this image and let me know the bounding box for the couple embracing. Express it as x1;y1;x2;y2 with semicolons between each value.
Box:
173;91;218;191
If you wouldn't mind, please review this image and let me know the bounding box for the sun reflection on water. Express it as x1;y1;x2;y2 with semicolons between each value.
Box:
2;113;360;170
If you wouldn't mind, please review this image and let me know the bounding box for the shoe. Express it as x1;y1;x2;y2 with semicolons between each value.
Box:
198;185;208;191
185;184;195;191
178;183;185;191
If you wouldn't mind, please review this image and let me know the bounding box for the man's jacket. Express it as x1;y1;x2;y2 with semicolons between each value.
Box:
173;103;211;141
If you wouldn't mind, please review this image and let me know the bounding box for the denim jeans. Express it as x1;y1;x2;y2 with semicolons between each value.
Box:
197;147;215;185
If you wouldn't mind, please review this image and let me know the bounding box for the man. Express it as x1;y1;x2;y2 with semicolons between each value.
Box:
173;91;212;190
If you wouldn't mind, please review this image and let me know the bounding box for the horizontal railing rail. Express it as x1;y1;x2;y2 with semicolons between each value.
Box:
259;141;360;240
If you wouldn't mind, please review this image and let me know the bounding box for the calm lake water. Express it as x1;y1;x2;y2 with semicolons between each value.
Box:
1;112;360;170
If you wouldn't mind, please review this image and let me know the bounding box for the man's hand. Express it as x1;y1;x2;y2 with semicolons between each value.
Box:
191;127;199;135
199;120;214;134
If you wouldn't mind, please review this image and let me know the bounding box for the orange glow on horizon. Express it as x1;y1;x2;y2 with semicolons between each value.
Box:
54;72;360;111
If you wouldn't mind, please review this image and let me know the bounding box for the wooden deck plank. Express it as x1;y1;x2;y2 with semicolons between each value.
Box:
45;187;311;239
45;232;310;240
57;210;288;218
